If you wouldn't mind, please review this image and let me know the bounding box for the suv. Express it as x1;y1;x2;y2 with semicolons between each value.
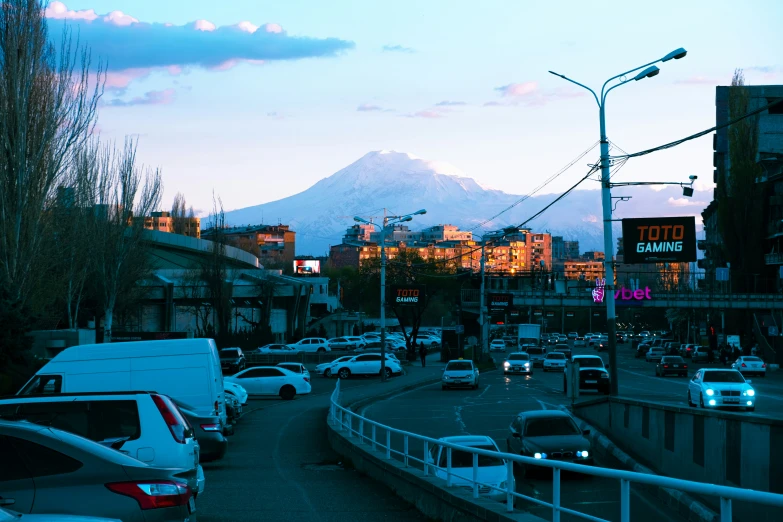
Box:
288;338;330;353
0;391;203;496
220;347;246;373
527;346;548;367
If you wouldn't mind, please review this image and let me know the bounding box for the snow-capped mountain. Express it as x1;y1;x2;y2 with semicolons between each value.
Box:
222;150;711;256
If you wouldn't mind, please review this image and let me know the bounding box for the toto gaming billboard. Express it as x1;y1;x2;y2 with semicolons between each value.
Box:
388;285;426;308
488;293;513;310
621;217;697;264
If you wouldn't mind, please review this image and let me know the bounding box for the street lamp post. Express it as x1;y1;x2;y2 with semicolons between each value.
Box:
550;47;687;395
355;208;427;382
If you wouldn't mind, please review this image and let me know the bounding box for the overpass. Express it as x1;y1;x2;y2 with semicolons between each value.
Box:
461;288;783;310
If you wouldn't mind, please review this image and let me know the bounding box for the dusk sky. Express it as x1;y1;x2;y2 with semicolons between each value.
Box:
48;1;783;216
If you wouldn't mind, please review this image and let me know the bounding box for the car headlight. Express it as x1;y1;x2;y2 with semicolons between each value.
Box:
524;362;530;367
600;373;609;379
504;361;510;367
534;452;547;459
443;375;450;380
577;450;589;458
745;389;755;397
705;389;715;396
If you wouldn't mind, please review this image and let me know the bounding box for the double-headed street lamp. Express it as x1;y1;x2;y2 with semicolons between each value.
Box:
355;208;427;381
550;47;687;395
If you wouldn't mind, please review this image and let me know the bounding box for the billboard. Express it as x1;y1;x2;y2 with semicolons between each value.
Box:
294;259;320;274
488;293;513;310
389;285;426;307
621;217;697;264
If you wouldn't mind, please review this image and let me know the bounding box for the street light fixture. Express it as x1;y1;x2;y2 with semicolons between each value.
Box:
549;48;687;396
354;209;428;381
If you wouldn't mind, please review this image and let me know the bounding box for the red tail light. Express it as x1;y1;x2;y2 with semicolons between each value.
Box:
663;365;669;368
152;394;189;444
762;363;767;368
106;481;191;510
741;363;747;367
303;376;310;383
683;365;688;369
200;423;222;432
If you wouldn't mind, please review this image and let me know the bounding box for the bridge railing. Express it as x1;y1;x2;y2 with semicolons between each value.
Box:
329;379;783;522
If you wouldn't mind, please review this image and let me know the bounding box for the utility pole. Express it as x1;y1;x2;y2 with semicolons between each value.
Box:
380;209;388;381
479;243;486;363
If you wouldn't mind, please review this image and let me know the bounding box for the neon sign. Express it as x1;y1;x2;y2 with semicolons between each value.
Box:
592;278;606;303
592;280;652;303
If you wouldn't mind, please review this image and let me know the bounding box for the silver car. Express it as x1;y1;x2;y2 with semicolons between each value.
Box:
0;420;195;522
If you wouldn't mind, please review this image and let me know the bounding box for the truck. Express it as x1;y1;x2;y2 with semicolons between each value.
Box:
517;324;542;350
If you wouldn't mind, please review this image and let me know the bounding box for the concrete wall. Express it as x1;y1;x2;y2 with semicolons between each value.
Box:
572;397;783;522
28;329;96;360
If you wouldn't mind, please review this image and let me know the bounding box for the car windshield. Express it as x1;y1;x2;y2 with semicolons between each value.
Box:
524;417;580;437
447;362;473;371
575;358;603;368
221;349;240;358
702;371;746;383
662;357;684;363
508;354;529;361
547;353;565;359
528;348;544;355
441;445;503;468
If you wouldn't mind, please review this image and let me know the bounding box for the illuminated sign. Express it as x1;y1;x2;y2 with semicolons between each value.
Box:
621;217;697;264
294;259;321;274
488;293;513;309
388;285;426;307
592;278;606;303
615;287;651;301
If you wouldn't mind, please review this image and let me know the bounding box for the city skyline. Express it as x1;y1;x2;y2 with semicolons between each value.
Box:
49;0;783;216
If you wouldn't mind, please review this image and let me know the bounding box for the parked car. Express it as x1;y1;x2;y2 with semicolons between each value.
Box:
255;344;297;355
543;352;567;372
527;346;548;367
327;337;364;350
656;356;688;377
225;367;312;400
427;435;509;500
219;347;246;373
506;410;592;476
490;339;507;352
691;346;710;363
0;507;122;522
732;356;766;377
172;399;228;462
329;353;402;380
0;419;196;522
441;360;480;390
0;391;202;495
18;338;227;428
277;362;311;380
224;381;248;406
687;369;755;411
415;334;441;347
565;355;610;394
287;338;330;353
503;353;532;375
315;356;354;377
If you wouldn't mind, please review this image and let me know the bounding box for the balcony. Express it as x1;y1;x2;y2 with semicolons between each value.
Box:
765;252;783;265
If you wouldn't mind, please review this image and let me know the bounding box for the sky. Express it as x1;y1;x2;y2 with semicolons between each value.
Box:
48;0;783;217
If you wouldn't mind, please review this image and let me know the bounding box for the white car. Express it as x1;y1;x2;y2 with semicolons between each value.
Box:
329;353;402;379
645;347;665;362
363;351;401;363
0;508;121;522
543;352;567;372
527;346;548;367
327;337;365;350
415;335;441;347
442;360;480;390
490;339;507;352
255;343;296;354
287;338;330;353
224;381;248;405
732;356;766;377
504;352;532;374
687;369;756;411
226;367;312;400
277;362;311;381
316;356;353;377
427;435;511;501
573;337;586;347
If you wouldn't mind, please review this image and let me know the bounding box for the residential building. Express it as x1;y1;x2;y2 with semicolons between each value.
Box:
143;211;201;238
552;236;565;261
342;224;373;243
420;224;473;242
563;260;605;281
564;241;580;260
202;224;296;267
369;224;419;244
582;251;605;262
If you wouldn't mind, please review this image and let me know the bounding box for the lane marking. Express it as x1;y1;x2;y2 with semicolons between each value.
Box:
454;406;468;434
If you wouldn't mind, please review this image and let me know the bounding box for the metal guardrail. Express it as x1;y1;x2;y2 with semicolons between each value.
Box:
329;379;783;522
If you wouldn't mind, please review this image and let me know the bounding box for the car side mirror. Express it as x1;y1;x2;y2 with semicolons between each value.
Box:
582;429;590;436
512;431;520;438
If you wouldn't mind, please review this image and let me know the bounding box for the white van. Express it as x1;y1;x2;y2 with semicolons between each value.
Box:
18;338;226;427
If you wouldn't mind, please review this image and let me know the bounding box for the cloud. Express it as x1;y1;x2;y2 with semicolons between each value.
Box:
487;82;583;107
667;197;708;207
582;214;599;223
495;82;538;97
357;104;384;112
403;110;444;119
435;100;467;106
382;44;415;53
745;65;780;74
45;2;354;87
106;88;176;107
675;76;719;85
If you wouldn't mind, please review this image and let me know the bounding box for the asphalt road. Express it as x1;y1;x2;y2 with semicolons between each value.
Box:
362;358;690;522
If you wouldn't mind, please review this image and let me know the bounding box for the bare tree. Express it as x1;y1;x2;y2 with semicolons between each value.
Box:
200;194;233;338
0;0;103;308
171;192;195;236
92;139;163;342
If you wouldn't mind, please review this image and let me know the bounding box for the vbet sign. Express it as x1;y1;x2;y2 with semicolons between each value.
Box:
592;279;652;304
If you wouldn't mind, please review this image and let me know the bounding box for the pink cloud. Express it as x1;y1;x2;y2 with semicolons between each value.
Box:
106;88;177;108
667;197;708;207
357;104;384;112
45;1;98;21
403;110;443;119
495;81;538;97
486;84;584;107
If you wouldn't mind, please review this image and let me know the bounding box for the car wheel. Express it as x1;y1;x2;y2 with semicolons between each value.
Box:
317;348;326;353
382;367;392;379
339;368;351;379
699;393;705;408
324;368;332;378
279;385;296;400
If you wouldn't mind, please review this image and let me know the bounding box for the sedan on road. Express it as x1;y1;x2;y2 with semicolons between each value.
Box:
428;435;510;500
655;356;688;377
732;356;766;377
573;337;586;347
226;366;312;400
330;353;403;380
490;339;507;352
527;346;548;367
645;347;665;362
543;352;567;372
255;343;297;355
687;369;756;411
566;355;610;395
442;360;480;390
506;410;592;477
315;356;353;377
503;352;532;375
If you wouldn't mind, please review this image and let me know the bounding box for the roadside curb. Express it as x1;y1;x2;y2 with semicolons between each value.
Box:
343;375;443;413
565;407;718;522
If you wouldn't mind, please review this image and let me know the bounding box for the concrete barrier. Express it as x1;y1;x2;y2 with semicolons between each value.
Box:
572;397;783;522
